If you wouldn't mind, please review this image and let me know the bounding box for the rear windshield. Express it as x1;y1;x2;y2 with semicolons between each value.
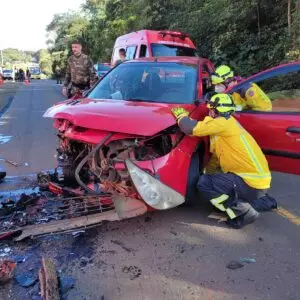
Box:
88;62;198;104
151;43;198;57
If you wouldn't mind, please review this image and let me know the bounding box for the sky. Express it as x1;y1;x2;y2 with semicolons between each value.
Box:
1;0;85;51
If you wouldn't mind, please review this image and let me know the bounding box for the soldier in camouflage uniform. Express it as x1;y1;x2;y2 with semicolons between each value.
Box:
62;39;97;98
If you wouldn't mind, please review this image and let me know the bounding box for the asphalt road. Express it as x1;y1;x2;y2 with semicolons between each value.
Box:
0;80;60;175
0;80;299;300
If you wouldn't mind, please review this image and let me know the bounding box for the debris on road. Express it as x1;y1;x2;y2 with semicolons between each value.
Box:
59;276;76;296
0;260;16;283
0;247;12;257
72;230;85;237
0;172;117;240
111;239;135;253
0;170;147;240
240;257;256;264
3;159;21;167
15;272;37;287
226;260;244;270
122;265;142;280
39;257;60;300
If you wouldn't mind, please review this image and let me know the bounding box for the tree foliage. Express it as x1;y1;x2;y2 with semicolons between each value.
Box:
47;0;300;76
2;48;34;65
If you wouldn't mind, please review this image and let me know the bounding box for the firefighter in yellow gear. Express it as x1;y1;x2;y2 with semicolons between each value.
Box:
171;94;277;228
211;65;272;112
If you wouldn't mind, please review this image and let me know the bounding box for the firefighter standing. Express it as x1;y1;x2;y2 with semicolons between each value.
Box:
171;93;277;228
62;39;97;98
211;65;272;112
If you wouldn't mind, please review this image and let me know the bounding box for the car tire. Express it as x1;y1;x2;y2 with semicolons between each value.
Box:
184;143;205;207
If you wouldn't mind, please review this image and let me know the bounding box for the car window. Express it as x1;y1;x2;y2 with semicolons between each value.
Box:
88;62;197;104
151;43;198;57
229;70;300;113
126;46;137;59
257;71;300;112
139;45;149;58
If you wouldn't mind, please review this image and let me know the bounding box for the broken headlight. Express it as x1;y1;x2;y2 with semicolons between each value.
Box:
125;159;185;210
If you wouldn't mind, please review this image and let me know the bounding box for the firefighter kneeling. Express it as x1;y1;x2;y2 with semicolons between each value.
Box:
172;93;277;229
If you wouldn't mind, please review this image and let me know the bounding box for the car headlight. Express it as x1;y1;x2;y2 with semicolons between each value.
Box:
125;159;185;210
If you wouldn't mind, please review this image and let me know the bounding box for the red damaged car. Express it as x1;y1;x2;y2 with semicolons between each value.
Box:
44;58;300;222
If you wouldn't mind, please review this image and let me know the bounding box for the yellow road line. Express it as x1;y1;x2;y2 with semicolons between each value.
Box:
276;206;300;226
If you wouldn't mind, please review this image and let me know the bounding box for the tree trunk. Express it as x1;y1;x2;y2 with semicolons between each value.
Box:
288;0;292;35
292;0;300;49
257;1;261;37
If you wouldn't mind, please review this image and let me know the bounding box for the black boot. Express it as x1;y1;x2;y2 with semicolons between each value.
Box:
226;207;259;229
250;194;277;212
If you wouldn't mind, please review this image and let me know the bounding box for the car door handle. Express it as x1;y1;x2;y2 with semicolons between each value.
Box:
286;127;300;134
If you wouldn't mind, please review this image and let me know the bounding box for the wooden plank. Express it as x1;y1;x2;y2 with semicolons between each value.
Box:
39;257;60;300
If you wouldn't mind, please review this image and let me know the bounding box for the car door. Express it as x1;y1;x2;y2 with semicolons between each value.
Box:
227;62;300;175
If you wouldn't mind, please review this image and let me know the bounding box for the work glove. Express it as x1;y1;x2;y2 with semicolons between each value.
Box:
171;107;189;122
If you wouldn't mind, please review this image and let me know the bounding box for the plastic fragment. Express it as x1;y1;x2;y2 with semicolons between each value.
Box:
240;257;256;263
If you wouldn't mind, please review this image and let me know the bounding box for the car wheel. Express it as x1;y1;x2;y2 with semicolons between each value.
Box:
184;143;205;207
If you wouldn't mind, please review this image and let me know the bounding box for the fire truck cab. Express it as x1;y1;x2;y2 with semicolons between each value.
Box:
111;30;198;66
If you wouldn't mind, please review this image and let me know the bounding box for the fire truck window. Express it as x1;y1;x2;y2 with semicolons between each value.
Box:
126;46;137;60
140;45;149;58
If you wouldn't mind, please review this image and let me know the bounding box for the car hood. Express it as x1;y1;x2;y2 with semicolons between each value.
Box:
44;98;194;136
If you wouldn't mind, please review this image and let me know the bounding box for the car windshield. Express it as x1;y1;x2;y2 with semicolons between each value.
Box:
151;43;198;57
88;62;198;104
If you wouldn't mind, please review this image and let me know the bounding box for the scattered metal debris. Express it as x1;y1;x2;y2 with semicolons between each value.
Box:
0;260;16;283
0;171;147;240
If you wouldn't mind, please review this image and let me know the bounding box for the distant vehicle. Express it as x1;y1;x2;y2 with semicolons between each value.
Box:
2;69;14;80
30;66;47;80
94;63;111;79
111;30;198;65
